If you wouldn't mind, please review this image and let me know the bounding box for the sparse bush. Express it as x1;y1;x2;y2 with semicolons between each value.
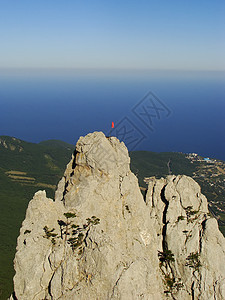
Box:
43;226;58;239
177;216;185;222
86;216;100;225
186;252;201;271
158;249;175;266
43;226;58;245
43;213;100;253
185;206;199;222
163;274;183;295
64;212;76;219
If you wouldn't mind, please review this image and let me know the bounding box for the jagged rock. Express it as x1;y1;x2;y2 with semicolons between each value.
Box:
146;175;225;299
11;132;225;300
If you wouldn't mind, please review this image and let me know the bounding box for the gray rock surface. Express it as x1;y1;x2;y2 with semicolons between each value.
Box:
11;132;225;299
146;175;225;299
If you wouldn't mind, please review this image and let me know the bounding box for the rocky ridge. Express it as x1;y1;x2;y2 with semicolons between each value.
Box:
10;132;225;299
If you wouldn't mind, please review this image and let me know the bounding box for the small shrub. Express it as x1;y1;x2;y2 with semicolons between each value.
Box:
158;249;175;266
185;206;199;222
64;212;76;219
163;275;183;294
58;220;66;227
86;216;100;226
177;216;185;222
164;275;175;289
44;214;100;253
186;252;201;271
43;226;58;239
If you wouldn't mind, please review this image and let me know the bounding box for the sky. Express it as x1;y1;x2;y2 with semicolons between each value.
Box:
0;0;224;71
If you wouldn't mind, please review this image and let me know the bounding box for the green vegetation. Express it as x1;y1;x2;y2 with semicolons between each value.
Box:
184;206;199;223
163;275;183;296
185;252;201;271
158;249;175;266
130;151;196;184
158;249;184;295
177;216;185;222
64;212;76;219
43;226;58;240
66;215;100;254
43;214;100;255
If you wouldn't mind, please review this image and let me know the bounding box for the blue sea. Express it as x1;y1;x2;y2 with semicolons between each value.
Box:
0;69;224;160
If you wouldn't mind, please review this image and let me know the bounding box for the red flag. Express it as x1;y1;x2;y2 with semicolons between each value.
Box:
111;121;114;128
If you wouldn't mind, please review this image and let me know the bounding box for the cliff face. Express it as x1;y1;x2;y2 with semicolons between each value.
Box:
146;175;225;299
11;132;225;300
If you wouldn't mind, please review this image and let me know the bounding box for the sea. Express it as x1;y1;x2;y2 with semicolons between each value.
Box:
0;69;225;160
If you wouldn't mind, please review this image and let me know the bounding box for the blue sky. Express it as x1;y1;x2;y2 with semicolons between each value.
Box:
0;0;224;70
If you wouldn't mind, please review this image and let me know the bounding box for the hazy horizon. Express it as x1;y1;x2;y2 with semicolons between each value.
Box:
0;0;224;70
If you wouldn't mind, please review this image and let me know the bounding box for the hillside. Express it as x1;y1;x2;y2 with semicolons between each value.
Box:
130;151;196;181
0;136;224;299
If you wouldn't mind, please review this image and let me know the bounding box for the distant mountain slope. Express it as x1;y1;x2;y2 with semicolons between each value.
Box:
39;139;75;149
130;151;196;182
0;136;224;299
0;136;74;181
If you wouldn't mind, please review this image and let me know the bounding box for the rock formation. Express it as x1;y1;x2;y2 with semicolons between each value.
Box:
10;132;225;300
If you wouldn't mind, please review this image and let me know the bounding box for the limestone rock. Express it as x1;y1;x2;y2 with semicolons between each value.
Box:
146;175;225;299
11;132;225;300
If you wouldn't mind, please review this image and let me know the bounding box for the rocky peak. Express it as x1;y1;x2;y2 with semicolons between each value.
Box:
55;132;130;207
10;132;225;300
